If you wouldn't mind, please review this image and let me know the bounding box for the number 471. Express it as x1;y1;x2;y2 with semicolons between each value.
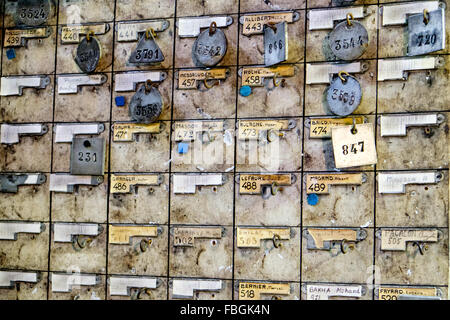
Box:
342;141;364;155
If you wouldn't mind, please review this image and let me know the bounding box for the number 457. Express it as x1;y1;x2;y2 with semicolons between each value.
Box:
342;141;364;155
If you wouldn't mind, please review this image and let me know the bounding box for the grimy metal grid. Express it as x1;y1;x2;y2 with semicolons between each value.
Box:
0;0;449;300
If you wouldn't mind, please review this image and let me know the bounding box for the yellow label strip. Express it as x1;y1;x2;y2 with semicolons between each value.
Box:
239;282;290;300
239;174;292;194
307;229;358;249
306;173;363;194
178;69;229;89
173;227;222;247
174;121;223;142
309;116;365;139
109;225;158;244
4;27;50;47
241;65;294;87
113;123;160;142
61;24;108;44
238;119;291;140
110;174;162;194
237;227;290;248
242;12;295;36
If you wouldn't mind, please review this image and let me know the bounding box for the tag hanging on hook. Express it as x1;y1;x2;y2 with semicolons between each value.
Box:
128;28;165;65
75;31;102;73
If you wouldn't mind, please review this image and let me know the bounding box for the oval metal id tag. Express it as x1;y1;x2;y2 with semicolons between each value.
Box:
129;80;163;123
128;29;165;65
192;22;227;67
328;14;368;61
15;0;51;26
75;32;101;73
327;71;362;116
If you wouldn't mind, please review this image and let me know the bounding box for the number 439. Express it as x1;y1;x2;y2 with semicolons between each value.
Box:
342;141;364;155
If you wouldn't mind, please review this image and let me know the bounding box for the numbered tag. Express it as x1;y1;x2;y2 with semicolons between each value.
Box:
331;123;377;168
173;227;222;247
309;116;365;138
408;8;445;56
75;34;102;73
15;0;51;26
305;284;363;300
264;22;288;66
238;282;290;300
328;16;369;61
70;138;105;176
113;123;161;142
129;83;163;123
192;22;227;67
327;73;362;116
128;31;164;65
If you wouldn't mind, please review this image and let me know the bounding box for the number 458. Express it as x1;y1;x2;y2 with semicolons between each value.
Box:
342;141;364;155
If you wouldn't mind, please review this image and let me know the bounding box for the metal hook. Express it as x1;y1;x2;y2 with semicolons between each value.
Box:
338;71;349;83
144;79;154;93
272;234;282;249
423;9;430;25
267;129;284;142
351;117;357;134
145;28;157;39
346;13;353;26
413;241;425;255
72;235;92;251
86;30;95;42
203;77;220;89
209;21;217;36
272;73;285;88
340;239;355;254
271;182;279;196
267;22;278;33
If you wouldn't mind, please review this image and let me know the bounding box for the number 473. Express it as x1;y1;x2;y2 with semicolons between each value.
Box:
342;141;364;155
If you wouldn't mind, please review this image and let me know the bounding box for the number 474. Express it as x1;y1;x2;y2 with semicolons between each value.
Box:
342;141;364;155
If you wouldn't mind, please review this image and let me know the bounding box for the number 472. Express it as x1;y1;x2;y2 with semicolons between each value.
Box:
342;141;364;155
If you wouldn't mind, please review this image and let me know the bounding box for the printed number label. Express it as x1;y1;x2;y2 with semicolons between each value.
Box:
268;40;283;54
136;49;159;60
174;236;194;246
312;126;327;135
415;33;437;47
332;89;356;105
240;289;256;299
113;183;128;191
241;181;257;190
78;152;97;163
342;141;364;155
243;75;261;85
245;23;263;32
334;37;364;50
308;183;326;192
